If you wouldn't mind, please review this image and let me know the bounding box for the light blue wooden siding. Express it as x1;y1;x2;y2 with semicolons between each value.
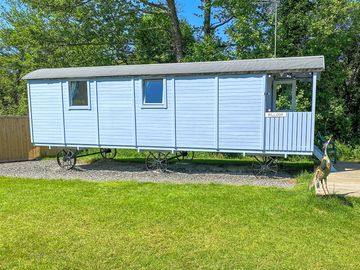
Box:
62;81;98;145
219;75;265;150
175;76;217;149
135;78;174;147
265;112;313;152
29;81;64;144
29;74;316;155
97;79;135;146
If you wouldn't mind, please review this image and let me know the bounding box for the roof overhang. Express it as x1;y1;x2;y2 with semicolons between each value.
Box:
22;56;325;80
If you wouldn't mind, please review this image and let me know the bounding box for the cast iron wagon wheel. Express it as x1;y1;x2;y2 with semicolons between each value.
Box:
157;152;169;172
252;156;278;178
145;152;158;171
145;152;169;172
56;149;77;170
100;148;117;159
176;151;195;162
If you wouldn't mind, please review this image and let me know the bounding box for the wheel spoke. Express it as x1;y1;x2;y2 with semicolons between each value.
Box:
176;151;194;162
145;152;169;171
146;152;159;171
254;156;262;164
100;148;116;159
158;159;168;172
253;156;278;177
57;149;76;170
266;158;275;166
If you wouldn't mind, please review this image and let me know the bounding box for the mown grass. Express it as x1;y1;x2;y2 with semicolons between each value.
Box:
0;174;359;269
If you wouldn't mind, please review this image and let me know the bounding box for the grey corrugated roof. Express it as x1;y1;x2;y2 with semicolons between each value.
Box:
22;56;324;80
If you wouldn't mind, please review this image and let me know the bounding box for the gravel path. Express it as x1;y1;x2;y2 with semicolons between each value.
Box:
0;159;295;188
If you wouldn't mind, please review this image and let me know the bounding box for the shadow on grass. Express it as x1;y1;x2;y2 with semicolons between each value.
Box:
47;148;315;174
112;156;314;173
44;148;316;179
317;193;355;208
71;155;315;181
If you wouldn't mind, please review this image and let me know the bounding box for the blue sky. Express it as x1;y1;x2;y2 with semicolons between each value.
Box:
176;0;203;27
0;0;204;26
176;0;229;40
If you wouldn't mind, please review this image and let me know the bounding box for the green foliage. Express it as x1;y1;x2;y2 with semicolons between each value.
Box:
0;0;359;147
225;0;274;59
184;36;228;62
227;0;360;145
131;15;195;64
295;86;312;112
275;83;293;111
336;142;360;161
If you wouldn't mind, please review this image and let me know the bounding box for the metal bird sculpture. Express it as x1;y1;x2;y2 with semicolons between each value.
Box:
309;137;333;195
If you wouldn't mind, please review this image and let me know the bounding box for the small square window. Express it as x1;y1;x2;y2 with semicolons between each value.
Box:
143;79;166;108
69;81;89;108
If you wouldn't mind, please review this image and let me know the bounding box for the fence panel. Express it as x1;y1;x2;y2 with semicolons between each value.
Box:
0;116;40;162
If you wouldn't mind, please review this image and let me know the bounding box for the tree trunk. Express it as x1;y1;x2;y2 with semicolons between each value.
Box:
166;0;183;62
203;0;212;38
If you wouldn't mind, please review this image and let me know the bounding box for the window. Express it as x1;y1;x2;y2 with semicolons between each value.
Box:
273;80;296;111
142;79;166;108
69;81;89;108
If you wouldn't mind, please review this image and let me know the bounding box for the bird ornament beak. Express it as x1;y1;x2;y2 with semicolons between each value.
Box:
323;135;333;150
323;135;333;151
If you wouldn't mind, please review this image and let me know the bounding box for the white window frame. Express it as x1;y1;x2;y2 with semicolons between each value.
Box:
68;80;91;110
141;78;167;109
273;80;296;112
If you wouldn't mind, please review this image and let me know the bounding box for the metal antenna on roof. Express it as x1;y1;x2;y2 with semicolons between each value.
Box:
258;0;279;57
273;0;278;58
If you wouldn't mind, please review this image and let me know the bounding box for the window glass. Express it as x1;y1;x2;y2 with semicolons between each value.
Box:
69;81;88;106
295;82;312;112
143;80;163;104
275;83;293;111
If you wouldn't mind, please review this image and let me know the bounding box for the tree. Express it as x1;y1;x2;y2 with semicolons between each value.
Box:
225;0;360;143
202;0;212;38
0;0;359;146
131;13;194;63
166;0;183;62
137;0;184;62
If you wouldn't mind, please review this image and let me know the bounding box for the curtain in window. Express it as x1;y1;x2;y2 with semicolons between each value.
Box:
70;82;80;100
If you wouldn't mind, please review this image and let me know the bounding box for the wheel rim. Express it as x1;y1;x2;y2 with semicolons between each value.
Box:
265;157;278;177
57;150;76;170
145;152;158;170
100;148;117;159
176;151;194;162
252;156;278;178
145;152;169;171
157;152;168;172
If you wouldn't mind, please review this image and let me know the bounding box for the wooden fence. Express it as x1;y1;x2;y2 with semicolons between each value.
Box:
0;116;57;162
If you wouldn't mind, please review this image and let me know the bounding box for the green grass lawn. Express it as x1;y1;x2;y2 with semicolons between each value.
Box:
0;175;359;269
